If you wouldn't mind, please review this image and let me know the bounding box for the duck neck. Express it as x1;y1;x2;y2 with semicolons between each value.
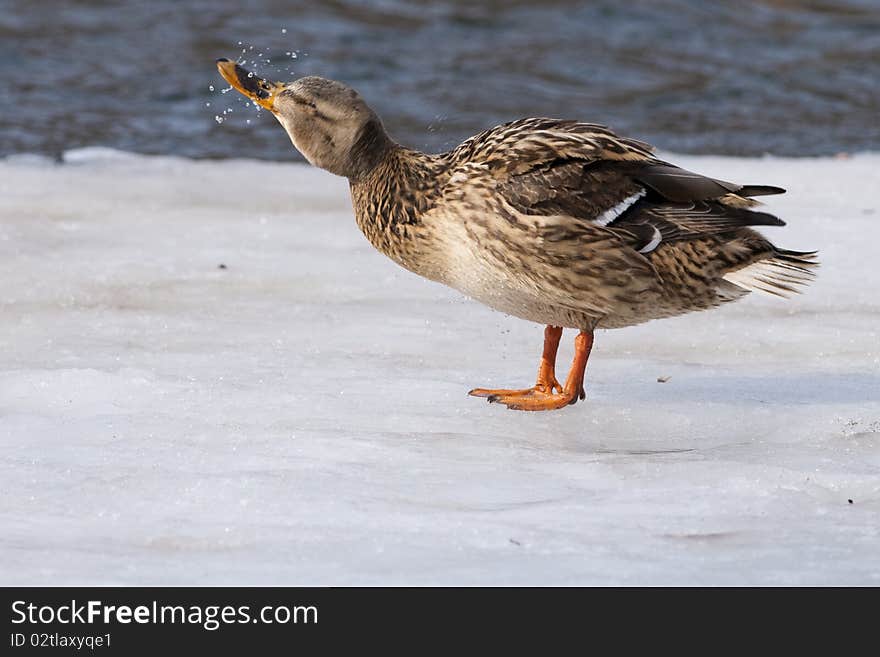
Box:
348;143;445;264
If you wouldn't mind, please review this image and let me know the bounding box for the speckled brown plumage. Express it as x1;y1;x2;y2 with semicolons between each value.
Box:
346;117;816;332
216;63;818;411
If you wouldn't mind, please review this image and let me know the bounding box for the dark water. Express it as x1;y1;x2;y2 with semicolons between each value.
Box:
2;0;879;161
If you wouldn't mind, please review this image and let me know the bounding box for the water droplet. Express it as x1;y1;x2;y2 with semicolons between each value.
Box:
281;28;287;34
205;102;211;107
246;119;251;124
214;115;224;124
237;41;242;45
247;72;254;78
208;84;214;91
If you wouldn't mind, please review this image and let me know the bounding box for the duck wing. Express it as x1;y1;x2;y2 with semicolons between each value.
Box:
444;120;805;318
605;162;785;252
473;119;786;254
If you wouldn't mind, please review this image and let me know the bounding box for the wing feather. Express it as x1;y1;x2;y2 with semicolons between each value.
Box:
452;120;787;255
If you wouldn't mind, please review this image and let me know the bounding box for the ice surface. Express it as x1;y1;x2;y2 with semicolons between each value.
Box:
0;149;878;585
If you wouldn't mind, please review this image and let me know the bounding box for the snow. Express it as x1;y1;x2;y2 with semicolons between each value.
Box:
0;148;878;585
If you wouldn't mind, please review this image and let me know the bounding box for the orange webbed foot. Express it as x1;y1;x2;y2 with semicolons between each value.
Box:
487;386;586;411
470;328;593;413
468;377;563;400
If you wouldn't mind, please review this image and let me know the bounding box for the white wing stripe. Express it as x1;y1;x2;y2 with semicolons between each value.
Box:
638;226;663;253
593;189;645;226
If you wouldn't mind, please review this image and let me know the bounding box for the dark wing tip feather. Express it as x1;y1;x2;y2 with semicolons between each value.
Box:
774;248;820;266
746;209;786;227
738;185;786;197
633;163;786;203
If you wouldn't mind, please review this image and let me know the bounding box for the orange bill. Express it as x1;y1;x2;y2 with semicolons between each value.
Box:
215;58;284;111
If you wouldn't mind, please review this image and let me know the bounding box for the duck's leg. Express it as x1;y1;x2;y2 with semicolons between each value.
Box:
483;330;594;412
469;325;563;399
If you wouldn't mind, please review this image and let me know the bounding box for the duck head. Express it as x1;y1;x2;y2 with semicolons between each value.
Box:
216;59;390;179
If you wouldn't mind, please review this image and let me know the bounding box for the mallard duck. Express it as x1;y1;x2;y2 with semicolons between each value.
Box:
216;59;818;412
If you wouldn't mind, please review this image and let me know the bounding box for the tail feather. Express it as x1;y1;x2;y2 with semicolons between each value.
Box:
722;249;818;297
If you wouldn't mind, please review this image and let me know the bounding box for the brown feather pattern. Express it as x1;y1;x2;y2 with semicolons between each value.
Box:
345;117;817;330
